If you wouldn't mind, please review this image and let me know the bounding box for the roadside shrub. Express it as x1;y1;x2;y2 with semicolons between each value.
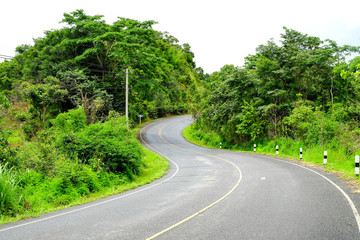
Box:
21;162;101;208
20;168;44;187
16;141;60;175
98;171;123;187
0;129;17;168
22;121;38;141
50;107;86;133
53;110;144;178
0;107;148;218
54;160;100;195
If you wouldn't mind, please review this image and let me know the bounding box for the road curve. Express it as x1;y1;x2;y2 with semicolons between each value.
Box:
1;115;360;239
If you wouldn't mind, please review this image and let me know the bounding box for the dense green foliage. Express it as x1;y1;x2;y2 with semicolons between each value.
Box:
2;8;360;221
1;9;199;125
193;27;360;162
0;9;199;220
0;164;24;216
0;108;144;217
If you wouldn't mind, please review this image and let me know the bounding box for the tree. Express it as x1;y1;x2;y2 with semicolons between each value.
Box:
59;69;112;124
193;65;257;142
3;9;200;123
196;26;360;147
22;76;67;124
236;101;267;141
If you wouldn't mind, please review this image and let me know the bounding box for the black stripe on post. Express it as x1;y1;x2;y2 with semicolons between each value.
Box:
355;155;359;176
324;151;327;165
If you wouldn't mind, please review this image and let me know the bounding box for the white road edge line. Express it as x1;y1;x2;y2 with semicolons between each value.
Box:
145;117;243;239
0;120;179;233
263;155;360;232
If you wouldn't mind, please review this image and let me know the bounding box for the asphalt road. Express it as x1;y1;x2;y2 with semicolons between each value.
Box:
1;115;360;239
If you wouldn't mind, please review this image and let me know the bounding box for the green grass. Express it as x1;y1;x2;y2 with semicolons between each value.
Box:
0;164;24;217
183;124;360;181
0;143;169;225
182;124;222;149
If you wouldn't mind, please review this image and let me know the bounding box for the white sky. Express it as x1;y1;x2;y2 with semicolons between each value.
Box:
1;0;360;73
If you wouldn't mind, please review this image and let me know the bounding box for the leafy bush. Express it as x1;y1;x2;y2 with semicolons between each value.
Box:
19;161;127;210
54;160;100;195
50;108;144;177
50;107;87;133
0;91;10;109
0;107;148;218
60;118;143;177
16;141;61;175
0;129;17;167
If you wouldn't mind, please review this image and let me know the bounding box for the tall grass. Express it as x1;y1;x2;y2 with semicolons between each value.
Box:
0;164;23;216
0;142;169;225
254;138;360;178
182;124;222;149
183;124;360;180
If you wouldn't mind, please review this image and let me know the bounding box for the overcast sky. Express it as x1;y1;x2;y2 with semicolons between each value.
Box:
1;0;360;73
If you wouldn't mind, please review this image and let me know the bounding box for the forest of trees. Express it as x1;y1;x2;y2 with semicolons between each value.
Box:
193;27;360;155
1;9;200;125
0;10;200;219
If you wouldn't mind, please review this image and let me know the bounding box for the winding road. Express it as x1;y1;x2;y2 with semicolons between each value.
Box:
1;115;360;239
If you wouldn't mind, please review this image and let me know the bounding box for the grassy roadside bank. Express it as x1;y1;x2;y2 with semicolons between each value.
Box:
183;123;360;182
0;125;169;225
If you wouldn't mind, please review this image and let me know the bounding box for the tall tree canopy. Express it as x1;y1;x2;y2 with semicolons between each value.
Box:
1;9;200;125
194;27;360;146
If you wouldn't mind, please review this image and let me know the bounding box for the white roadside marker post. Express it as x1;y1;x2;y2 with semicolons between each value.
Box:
254;144;256;153
355;155;359;176
300;148;303;160
324;151;327;165
276;145;279;155
220;142;222;149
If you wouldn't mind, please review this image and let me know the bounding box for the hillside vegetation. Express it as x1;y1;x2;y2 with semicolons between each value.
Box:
0;10;200;221
1;9;360;223
192;27;360;177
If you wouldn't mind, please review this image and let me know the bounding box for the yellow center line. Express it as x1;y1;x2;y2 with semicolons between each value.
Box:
146;120;243;240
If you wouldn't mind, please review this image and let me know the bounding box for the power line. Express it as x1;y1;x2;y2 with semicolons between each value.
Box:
0;54;140;75
0;54;14;59
0;54;165;111
0;54;161;77
0;54;152;80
